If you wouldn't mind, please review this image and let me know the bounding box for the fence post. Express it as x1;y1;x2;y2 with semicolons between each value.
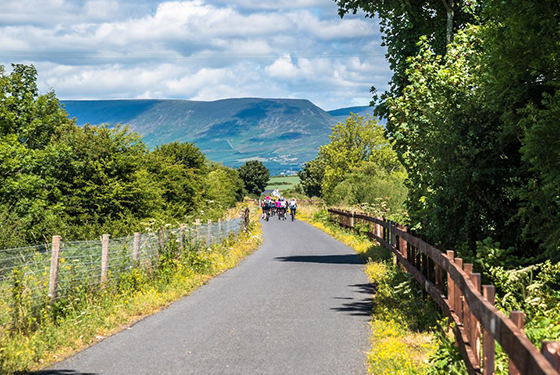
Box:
463;263;473;351
349;211;355;228
399;226;408;259
483;285;496;375
446;251;455;312
218;219;222;240
455;258;464;323
390;222;397;248
133;232;140;261
226;218;230;238
196;219;201;240
509;311;525;375
101;234;110;284
207;219;212;246
541;342;560;370
48;235;61;303
179;224;185;252
158;228;165;250
471;273;482;364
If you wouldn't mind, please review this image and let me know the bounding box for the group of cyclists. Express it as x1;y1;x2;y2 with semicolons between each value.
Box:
260;196;297;221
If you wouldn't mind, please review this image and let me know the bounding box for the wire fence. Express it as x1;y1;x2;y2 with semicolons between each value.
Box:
0;216;246;329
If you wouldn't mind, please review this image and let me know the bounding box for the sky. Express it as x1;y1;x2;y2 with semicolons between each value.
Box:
0;0;390;110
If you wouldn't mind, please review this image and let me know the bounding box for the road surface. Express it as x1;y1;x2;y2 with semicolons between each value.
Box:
37;216;372;375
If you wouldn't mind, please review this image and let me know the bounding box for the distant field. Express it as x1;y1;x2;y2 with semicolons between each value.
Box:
265;176;300;191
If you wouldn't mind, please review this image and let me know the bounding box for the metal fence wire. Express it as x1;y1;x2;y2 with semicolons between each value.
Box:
0;215;246;327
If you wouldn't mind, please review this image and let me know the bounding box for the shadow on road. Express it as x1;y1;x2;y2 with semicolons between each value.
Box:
27;370;97;375
274;254;365;265
331;283;375;316
349;283;376;295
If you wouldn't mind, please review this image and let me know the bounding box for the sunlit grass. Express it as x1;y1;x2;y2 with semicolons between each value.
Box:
298;205;439;374
0;211;263;374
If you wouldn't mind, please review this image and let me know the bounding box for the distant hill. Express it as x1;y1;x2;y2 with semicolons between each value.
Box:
328;105;373;119
61;98;367;174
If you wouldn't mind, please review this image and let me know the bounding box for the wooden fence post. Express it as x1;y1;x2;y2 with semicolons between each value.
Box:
455;258;464;323
207;219;212;246
471;273;482;364
447;251;455;312
463;263;473;352
483;285;496;375
509;311;525;375
541;342;560;371
48;235;61;303
133;232;140;261
101;234;110;284
349;211;355;228
196;219;201;240
399;226;408;259
179;224;185;252
226;218;230;238
158;228;165;250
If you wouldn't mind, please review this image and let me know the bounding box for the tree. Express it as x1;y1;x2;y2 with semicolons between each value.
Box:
298;156;326;198
479;0;560;259
237;160;270;196
319;114;402;203
334;0;478;117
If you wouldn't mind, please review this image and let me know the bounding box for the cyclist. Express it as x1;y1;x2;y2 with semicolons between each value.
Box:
280;198;288;220
275;199;282;218
289;197;297;221
263;196;272;221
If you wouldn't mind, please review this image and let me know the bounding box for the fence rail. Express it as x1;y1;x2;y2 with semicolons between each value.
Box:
328;208;560;375
0;212;249;328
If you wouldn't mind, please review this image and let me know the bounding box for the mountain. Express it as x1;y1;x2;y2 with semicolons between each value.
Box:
61;98;360;174
328;105;374;120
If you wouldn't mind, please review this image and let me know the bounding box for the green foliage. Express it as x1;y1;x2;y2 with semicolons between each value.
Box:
203;163;244;218
427;320;467;375
0;64;244;246
301;114;407;217
298;156;325;198
334;0;477;117
237;160;270;195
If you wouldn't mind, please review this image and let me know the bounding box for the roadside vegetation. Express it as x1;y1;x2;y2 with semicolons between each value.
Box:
0;65;266;374
0;208;262;374
295;1;560;371
298;206;462;374
0;64;245;250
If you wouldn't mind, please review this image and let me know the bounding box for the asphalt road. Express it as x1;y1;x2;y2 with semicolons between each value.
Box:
37;216;372;375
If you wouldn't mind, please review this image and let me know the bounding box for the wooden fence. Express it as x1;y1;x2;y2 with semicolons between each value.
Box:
328;208;560;375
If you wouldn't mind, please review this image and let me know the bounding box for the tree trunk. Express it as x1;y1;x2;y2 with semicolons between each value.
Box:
441;0;454;46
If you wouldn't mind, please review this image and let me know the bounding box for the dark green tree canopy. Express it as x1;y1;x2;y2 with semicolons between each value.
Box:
237;160;270;196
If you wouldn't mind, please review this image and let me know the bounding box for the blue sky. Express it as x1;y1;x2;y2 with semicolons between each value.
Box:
0;0;390;110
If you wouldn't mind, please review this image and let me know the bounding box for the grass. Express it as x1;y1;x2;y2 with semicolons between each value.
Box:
265;175;300;191
0;210;263;374
297;205;460;375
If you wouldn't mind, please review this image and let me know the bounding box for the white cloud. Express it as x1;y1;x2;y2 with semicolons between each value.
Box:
0;0;391;109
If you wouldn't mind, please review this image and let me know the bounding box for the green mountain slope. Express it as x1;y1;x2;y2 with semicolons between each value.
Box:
61;98;346;174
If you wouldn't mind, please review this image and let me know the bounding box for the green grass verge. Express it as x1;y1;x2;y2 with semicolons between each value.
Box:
0;213;263;374
298;206;466;375
265;176;300;191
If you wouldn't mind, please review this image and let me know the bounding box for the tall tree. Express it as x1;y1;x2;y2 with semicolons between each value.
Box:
334;0;477;116
238;160;270;196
